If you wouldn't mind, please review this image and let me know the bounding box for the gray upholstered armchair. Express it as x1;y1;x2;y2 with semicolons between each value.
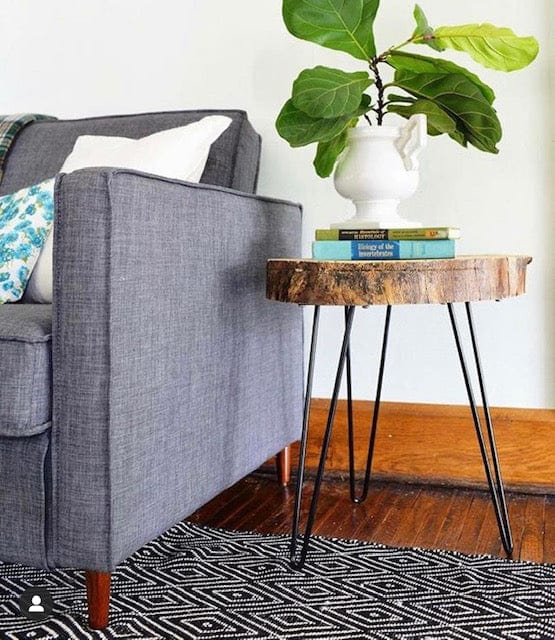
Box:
0;110;302;629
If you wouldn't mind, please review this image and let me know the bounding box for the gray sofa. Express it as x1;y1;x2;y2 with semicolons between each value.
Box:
0;110;303;628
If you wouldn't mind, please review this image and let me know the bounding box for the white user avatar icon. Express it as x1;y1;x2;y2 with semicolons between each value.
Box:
28;595;44;613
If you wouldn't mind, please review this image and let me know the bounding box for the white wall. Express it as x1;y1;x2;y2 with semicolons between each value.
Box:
1;0;552;408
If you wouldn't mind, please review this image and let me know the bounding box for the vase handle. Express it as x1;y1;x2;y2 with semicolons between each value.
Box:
395;114;427;171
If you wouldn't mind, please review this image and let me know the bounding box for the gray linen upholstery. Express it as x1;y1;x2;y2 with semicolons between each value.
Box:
0;110;260;195
0;110;303;584
0;432;51;567
0;304;52;436
51;169;302;570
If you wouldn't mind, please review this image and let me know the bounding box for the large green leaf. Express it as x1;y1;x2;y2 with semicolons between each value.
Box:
282;0;380;61
392;70;502;152
388;51;495;103
387;98;457;137
387;93;414;104
292;66;373;119
313;125;352;177
412;4;444;52
276;95;371;147
388;96;466;145
433;24;539;71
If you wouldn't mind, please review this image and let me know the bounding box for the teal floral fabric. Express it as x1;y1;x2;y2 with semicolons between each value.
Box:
0;177;55;303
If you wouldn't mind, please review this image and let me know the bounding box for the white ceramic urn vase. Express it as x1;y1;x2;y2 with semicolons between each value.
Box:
332;114;427;229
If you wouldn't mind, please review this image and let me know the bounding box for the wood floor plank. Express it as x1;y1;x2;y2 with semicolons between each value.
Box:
543;497;555;564
352;484;418;542
316;485;392;541
475;499;506;558
189;474;554;563
189;480;260;529
432;488;473;552
300;483;358;539
370;485;421;543
410;488;458;550
233;489;284;532
505;493;530;560
379;486;424;548
453;493;489;555
518;495;546;563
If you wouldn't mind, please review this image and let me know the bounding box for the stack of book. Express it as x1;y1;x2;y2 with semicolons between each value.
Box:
312;226;460;260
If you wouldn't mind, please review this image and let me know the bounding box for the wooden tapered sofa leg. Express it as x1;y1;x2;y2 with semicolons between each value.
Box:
85;571;111;629
276;445;292;487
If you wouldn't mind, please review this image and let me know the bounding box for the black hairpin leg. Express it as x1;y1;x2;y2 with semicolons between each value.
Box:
290;305;320;566
347;305;392;504
447;302;513;556
290;305;357;570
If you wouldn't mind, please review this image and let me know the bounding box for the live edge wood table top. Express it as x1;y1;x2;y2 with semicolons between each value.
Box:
266;255;532;307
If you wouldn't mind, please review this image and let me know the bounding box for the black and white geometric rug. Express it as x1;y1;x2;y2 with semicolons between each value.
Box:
0;521;554;639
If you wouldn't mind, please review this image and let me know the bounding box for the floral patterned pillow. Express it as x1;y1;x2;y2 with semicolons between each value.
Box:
0;178;55;303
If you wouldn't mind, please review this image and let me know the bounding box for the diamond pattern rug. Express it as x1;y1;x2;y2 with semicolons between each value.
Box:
0;521;553;639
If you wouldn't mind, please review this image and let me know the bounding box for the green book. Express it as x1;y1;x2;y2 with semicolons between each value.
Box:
315;227;460;241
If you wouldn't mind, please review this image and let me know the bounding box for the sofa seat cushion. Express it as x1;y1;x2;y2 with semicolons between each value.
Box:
0;303;52;436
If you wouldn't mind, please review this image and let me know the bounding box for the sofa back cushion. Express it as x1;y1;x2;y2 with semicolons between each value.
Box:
0;110;261;196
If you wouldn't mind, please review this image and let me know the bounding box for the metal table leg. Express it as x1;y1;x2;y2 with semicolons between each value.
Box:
347;305;392;504
447;302;513;556
290;301;513;570
290;305;356;569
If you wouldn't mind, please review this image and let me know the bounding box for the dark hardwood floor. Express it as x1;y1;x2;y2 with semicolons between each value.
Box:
188;473;555;564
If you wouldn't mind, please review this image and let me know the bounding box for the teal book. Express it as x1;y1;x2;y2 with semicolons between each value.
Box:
312;239;455;260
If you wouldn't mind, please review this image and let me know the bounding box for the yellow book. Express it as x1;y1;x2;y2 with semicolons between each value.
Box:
315;227;460;241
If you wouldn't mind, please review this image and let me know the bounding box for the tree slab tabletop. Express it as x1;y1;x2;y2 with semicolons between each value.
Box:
266;256;532;306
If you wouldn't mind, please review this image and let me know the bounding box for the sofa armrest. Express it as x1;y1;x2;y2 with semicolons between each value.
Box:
50;168;303;570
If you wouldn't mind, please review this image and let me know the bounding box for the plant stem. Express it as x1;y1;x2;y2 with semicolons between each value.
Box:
388;35;418;53
366;36;419;126
369;58;385;125
367;35;420;126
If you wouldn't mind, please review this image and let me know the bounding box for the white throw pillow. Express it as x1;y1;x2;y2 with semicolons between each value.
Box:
24;115;231;303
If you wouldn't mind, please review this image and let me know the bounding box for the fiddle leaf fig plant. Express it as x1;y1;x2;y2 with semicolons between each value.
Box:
276;1;539;177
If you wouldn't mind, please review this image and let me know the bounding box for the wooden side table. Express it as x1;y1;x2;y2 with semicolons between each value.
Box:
266;256;532;569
